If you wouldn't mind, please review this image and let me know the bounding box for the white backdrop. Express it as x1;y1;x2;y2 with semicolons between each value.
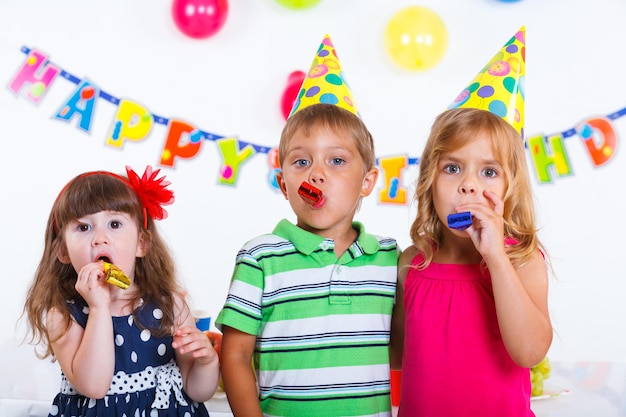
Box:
1;0;625;363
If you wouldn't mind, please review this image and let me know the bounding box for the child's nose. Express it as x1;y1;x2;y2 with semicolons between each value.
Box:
459;181;476;194
308;164;326;185
91;229;109;246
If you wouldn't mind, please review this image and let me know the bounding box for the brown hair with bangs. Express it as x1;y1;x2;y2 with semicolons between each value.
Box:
23;172;181;359
410;107;545;269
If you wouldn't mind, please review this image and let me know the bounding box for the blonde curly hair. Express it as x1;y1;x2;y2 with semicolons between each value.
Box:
410;107;546;269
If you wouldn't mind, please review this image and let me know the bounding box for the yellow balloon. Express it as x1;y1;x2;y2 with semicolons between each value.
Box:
384;6;448;71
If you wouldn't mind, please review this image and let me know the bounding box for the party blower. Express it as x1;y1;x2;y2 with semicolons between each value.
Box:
447;212;472;230
298;181;323;205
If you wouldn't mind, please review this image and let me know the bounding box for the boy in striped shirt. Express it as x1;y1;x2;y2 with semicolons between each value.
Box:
216;35;399;417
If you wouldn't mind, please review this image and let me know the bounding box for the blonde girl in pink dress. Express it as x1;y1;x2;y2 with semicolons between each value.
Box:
389;108;552;417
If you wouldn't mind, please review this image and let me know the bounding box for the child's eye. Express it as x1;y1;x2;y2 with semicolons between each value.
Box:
78;223;91;232
295;159;310;168
109;220;122;229
443;164;460;174
330;157;345;166
483;168;498;178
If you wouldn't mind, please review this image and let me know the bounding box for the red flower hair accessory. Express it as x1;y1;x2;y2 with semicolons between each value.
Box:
126;165;175;222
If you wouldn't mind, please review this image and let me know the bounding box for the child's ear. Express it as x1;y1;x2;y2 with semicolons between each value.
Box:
135;233;147;258
360;167;379;197
57;246;71;264
276;170;289;200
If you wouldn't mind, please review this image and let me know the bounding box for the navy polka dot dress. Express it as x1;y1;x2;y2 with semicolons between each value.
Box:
48;299;210;417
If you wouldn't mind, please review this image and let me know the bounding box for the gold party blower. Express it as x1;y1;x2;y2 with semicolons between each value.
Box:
102;261;130;290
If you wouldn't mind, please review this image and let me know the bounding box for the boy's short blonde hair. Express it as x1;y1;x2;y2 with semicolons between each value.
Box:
278;104;376;174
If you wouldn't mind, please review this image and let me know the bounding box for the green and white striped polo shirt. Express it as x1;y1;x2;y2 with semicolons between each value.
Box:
216;219;399;417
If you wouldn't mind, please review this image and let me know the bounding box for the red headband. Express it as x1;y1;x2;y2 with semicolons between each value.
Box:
53;166;174;232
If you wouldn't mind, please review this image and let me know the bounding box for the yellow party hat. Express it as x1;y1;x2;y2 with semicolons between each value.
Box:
288;34;359;118
449;26;526;137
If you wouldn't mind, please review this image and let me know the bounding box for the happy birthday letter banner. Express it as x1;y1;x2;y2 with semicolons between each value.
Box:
6;47;621;205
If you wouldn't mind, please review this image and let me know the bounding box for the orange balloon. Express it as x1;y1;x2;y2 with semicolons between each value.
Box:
384;6;448;71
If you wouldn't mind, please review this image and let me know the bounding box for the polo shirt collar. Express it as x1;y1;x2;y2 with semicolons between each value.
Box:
273;219;380;256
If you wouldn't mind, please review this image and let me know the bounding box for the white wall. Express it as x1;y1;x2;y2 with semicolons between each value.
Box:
1;0;625;362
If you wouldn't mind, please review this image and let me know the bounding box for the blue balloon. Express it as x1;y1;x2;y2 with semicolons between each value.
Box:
268;168;281;190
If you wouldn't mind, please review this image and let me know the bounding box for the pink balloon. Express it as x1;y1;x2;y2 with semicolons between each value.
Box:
280;70;306;120
171;0;229;39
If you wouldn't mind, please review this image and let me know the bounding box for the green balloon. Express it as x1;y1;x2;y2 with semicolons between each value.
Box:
275;0;322;10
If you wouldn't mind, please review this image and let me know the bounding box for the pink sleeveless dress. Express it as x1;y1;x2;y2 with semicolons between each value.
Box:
398;253;533;417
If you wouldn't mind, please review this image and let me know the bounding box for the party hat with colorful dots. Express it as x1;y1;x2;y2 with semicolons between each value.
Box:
449;26;526;137
288;34;360;118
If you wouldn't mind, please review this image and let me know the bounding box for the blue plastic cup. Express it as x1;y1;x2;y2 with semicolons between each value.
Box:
193;310;211;331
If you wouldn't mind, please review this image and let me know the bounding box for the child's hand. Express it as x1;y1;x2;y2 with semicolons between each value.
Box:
75;262;111;307
172;326;219;365
463;189;506;260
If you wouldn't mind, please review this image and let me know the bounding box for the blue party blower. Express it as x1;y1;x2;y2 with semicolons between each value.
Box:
447;212;472;230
